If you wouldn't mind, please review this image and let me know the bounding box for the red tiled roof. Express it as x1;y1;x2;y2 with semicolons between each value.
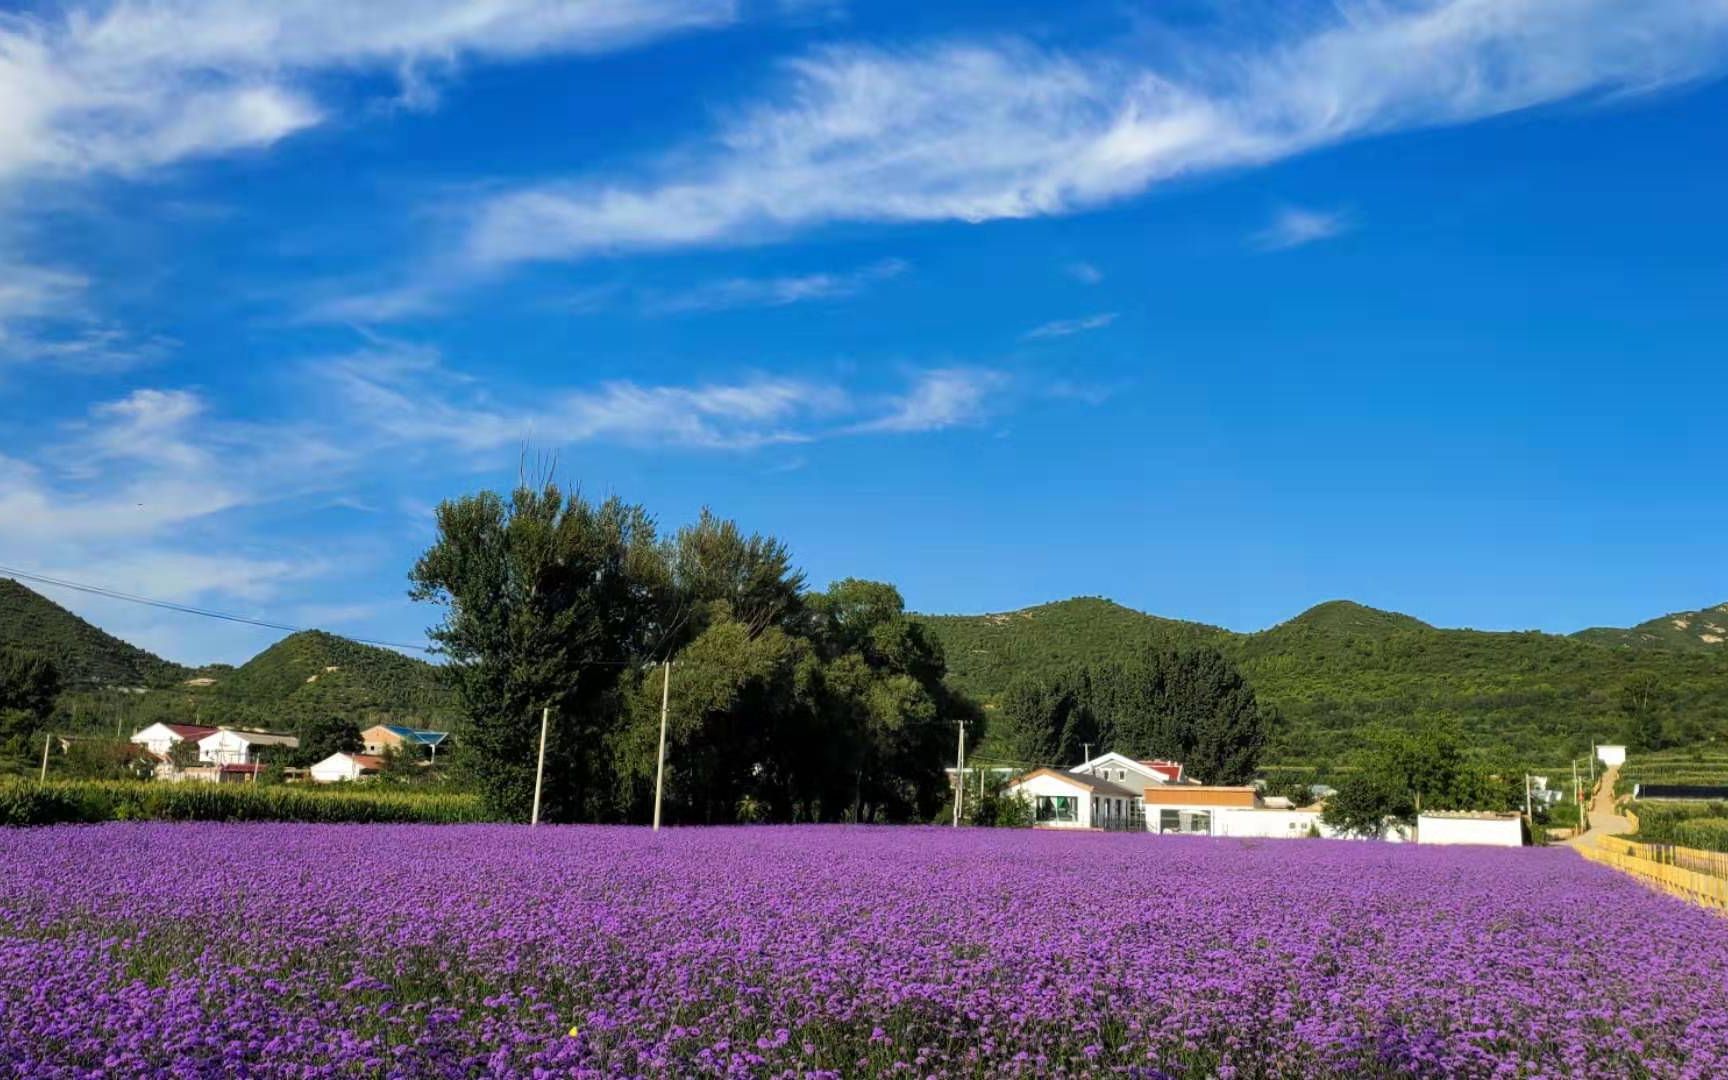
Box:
166;724;219;740
1138;759;1185;782
350;755;386;771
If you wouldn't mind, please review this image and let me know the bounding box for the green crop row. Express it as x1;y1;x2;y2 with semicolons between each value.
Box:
0;780;496;826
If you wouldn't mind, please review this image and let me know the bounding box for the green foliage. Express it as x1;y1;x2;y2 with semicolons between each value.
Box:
410;485;672;822
293;713;363;767
409;484;967;826
985;646;1268;784
1319;727;1517;837
1627;800;1728;843
613;579;962;825
0;647;60;756
1321;771;1412;839
0;779;492;826
922;597;1728;765
1617;672;1672;751
1669;817;1728;853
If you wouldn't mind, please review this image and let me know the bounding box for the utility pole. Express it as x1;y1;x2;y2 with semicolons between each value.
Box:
1589;743;1597;783
39;731;51;782
1082;742;1092;768
953;718;966;826
530;706;550;827
1524;773;1532;820
1572;759;1583;835
653;660;671;832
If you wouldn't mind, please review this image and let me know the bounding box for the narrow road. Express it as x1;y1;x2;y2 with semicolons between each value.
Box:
1563;764;1630;848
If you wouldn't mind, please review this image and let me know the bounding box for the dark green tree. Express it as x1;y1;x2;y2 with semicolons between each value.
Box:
1321;771;1413;838
409;484;671;822
0;648;60;757
1618;673;1671;752
294;714;363;766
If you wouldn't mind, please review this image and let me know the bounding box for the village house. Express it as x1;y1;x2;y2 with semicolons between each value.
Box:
196;728;299;767
1005;768;1143;829
309;752;386;783
359;724;450;760
128;722;217;759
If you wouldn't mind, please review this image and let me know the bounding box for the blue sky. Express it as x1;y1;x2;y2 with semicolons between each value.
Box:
4;0;1728;664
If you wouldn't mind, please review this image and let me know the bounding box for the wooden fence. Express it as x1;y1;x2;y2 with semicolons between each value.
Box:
1576;835;1728;913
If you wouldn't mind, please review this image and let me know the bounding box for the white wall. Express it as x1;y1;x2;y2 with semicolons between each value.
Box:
1596;745;1627;767
309;755;362;783
1215;807;1330;839
1416;814;1523;847
130;724;182;758
1008;773;1094;828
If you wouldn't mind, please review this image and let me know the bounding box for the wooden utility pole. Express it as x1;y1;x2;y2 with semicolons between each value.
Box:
39;731;51;782
1524;773;1533;820
530;706;550;827
953;718;966;826
653;660;671;832
1573;759;1583;835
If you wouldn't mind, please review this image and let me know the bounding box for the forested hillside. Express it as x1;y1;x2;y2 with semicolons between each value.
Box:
921;598;1728;765
0;579;187;688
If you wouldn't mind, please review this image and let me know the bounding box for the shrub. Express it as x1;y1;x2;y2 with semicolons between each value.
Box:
0;780;494;826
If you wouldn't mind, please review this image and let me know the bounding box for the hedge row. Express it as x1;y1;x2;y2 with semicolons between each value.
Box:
1669;817;1728;854
0;780;495;826
1627;800;1728;847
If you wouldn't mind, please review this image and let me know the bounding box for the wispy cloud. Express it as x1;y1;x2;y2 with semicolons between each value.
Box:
646;257;908;314
1253;206;1349;251
322;341;1014;450
0;1;734;184
1024;312;1117;340
849;369;1006;434
464;1;1728;267
1065;262;1103;285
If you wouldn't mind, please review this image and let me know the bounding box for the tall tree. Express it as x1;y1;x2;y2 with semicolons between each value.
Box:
1617;673;1670;752
409;485;670;822
0;648;60;757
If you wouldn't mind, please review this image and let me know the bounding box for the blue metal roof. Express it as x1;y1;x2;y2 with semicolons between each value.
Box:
383;724;449;746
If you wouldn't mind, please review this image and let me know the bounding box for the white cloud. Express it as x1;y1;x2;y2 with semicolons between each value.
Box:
0;0;734;183
850;368;1006;434
647;257;908;314
1024;312;1117;340
1253;205;1349;250
465;1;1728;265
322;341;1012;449
1065;261;1103;285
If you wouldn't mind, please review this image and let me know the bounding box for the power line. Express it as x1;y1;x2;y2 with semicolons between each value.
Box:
0;564;435;654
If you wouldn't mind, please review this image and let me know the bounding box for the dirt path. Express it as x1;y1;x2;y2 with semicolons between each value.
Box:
1563;764;1629;848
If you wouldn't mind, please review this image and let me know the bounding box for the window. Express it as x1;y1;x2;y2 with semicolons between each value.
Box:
1158;809;1212;835
1035;796;1078;823
1116;769;1125;781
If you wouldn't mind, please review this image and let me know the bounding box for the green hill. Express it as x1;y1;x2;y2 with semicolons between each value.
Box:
0;578;188;688
920;597;1728;765
1573;602;1728;652
0;581;453;737
211;630;455;727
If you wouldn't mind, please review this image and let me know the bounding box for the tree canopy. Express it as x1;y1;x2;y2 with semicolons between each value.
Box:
410;485;969;824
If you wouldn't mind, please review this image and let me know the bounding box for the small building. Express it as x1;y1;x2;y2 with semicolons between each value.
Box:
1004;768;1142;829
197;728;299;766
129;722;218;758
309;752;386;784
1142;785;1260;835
1416;811;1524;847
360;724;450;759
1595;744;1627;768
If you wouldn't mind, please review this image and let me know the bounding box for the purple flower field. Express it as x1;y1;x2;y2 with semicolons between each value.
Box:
2;826;1726;1078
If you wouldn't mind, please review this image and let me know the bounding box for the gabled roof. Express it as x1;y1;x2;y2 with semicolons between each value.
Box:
1009;767;1140;799
165;724;218;741
1070;751;1188;785
313;752;386;772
